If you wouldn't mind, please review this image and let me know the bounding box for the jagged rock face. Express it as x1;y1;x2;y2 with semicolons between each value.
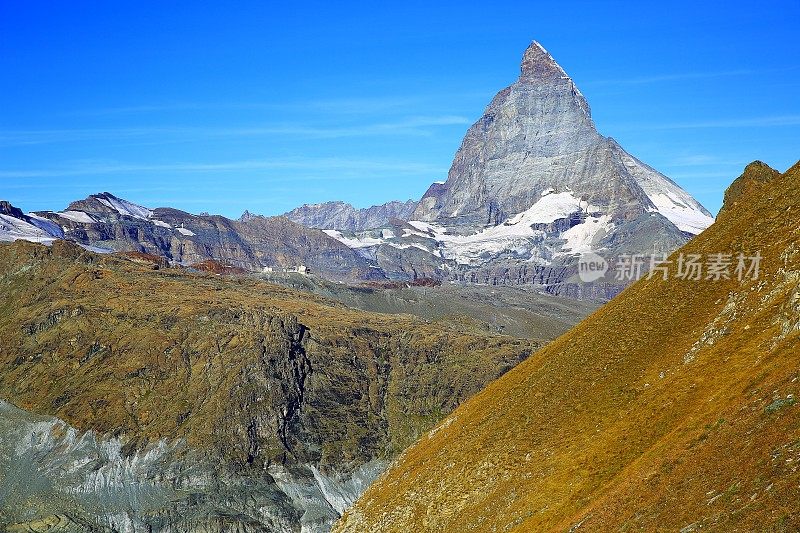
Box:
0;200;25;218
412;42;713;232
0;239;537;532
284;200;418;232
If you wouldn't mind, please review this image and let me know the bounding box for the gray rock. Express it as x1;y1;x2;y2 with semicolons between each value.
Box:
284;200;418;232
3;192;386;283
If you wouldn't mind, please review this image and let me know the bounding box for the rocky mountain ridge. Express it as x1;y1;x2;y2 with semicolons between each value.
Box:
284;199;418;232
0;192;384;283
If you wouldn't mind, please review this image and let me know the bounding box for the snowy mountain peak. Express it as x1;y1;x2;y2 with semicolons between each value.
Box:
60;192;154;222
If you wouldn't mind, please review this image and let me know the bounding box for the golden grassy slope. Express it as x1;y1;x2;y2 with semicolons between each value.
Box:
335;160;800;532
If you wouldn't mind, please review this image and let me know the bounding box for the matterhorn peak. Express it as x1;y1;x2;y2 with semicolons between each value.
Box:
520;41;570;81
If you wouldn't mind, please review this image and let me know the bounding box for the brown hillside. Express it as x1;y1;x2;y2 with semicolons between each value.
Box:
335;160;800;532
0;240;537;472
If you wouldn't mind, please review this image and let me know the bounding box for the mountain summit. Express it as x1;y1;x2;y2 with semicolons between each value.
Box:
412;41;713;232
304;42;715;297
520;41;577;80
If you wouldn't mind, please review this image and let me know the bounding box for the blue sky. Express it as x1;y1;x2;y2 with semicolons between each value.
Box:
1;1;798;218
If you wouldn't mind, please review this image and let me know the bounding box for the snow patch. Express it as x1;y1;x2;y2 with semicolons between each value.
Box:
505;191;591;226
618;151;715;234
323;229;384;248
405;191;593;264
151;220;171;229
96;196;153;220
78;244;113;254
58;211;96;224
558;215;613;255
647;192;716;235
0;214;59;244
176;227;195;236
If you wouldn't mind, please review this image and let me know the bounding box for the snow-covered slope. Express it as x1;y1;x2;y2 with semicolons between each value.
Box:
323;190;615;268
95;193;153;220
0;213;60;244
617;146;715;234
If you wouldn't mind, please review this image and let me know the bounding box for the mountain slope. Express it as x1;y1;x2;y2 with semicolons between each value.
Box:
335;160;800;532
0;239;539;532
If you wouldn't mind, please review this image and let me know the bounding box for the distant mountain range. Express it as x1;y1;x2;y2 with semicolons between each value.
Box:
0;42;715;300
1;192;383;282
284;199;418;232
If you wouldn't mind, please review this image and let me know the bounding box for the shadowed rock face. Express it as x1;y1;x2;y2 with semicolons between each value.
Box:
0;239;539;532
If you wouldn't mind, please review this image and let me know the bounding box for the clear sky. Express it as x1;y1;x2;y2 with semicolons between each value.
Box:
1;1;798;218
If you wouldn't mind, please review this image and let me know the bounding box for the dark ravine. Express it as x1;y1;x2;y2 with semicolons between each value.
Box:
0;239;540;532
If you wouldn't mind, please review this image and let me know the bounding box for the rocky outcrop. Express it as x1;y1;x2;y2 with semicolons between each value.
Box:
0;239;538;531
720;160;782;213
284;200;418;232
